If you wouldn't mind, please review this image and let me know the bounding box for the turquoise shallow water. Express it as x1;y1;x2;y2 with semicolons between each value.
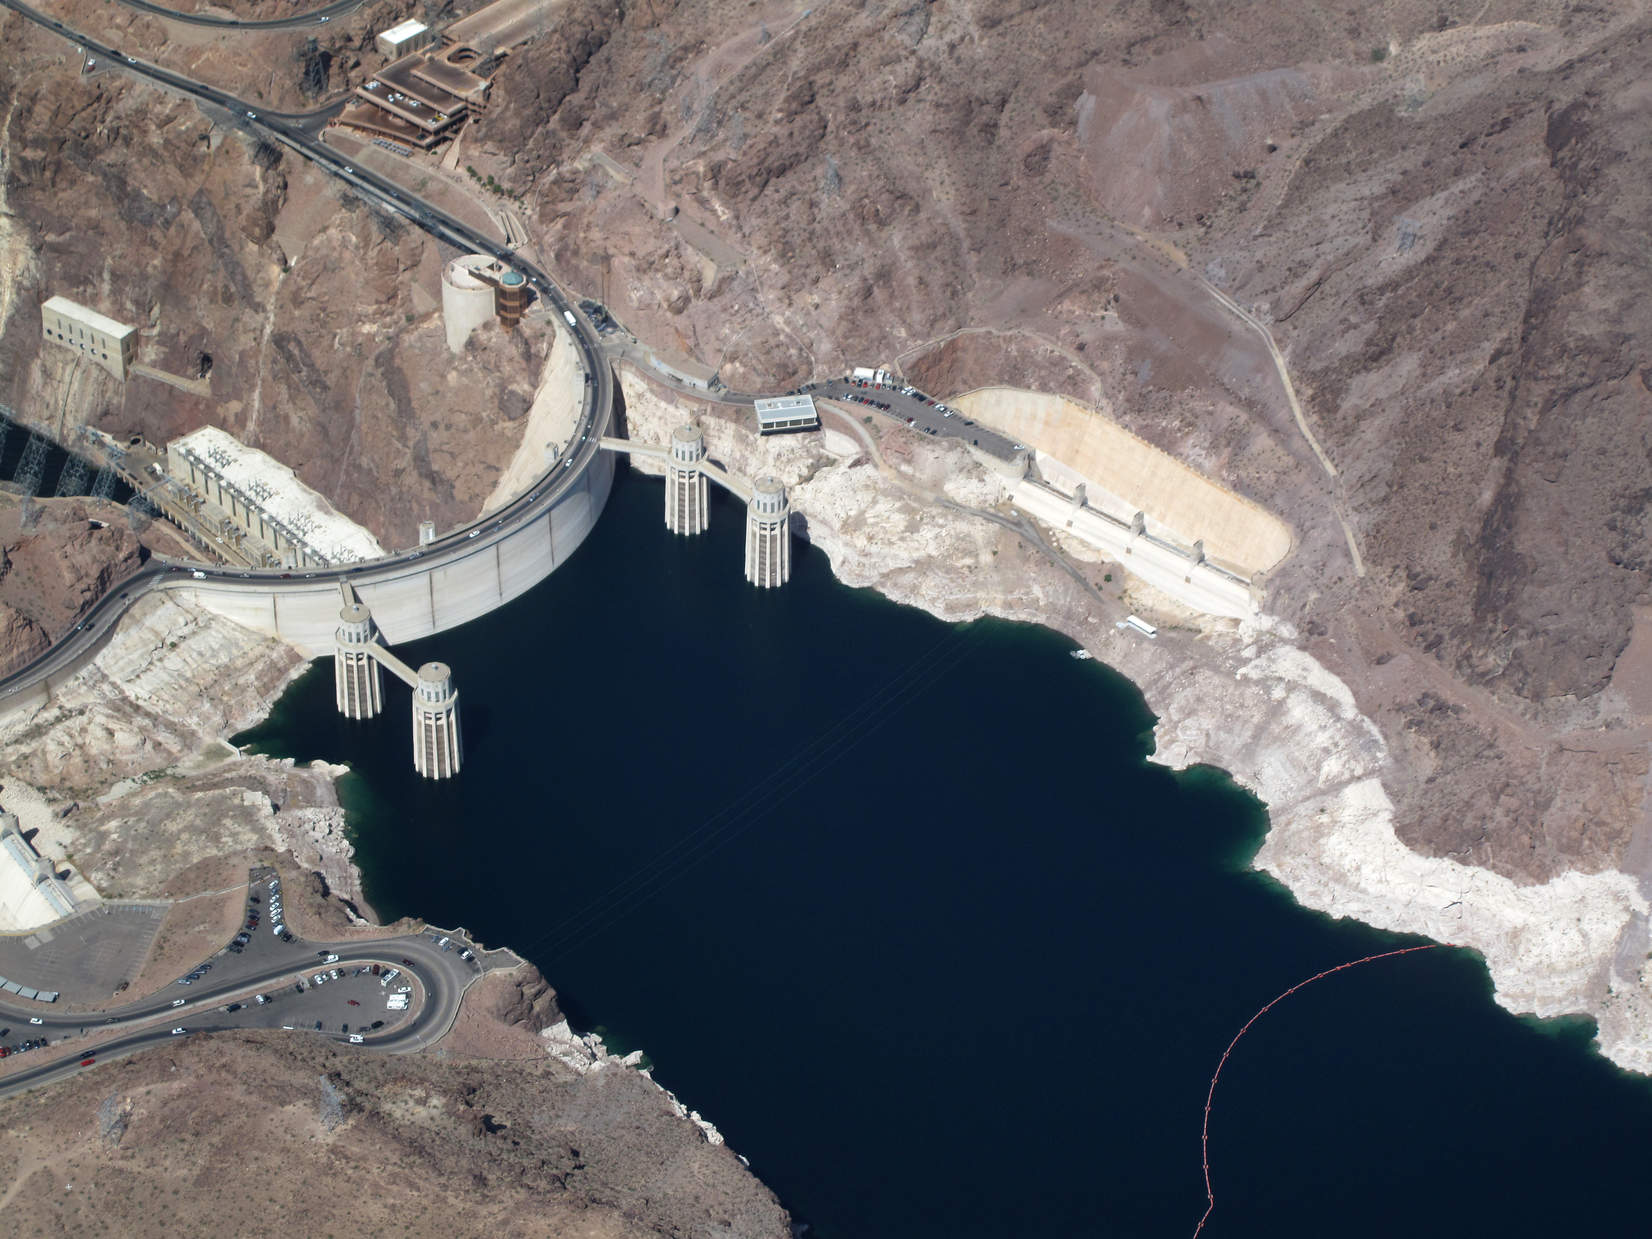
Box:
241;463;1652;1237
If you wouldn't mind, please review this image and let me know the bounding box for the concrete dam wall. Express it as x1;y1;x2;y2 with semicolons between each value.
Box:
171;448;615;656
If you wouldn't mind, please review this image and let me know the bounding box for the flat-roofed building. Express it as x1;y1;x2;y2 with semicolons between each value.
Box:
40;296;136;380
754;394;819;435
167;425;387;569
376;18;433;58
444;0;555;54
347;52;488;148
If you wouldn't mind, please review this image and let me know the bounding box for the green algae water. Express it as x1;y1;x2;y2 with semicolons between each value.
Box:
241;464;1652;1237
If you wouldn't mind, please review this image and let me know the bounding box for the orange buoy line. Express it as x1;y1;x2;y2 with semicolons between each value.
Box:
1191;944;1443;1237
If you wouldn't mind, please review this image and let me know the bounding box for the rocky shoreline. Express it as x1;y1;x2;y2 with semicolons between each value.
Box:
0;582;760;1183
616;368;1652;1076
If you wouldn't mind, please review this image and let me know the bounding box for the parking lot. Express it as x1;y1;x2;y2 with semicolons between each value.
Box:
0;864;487;1079
0;902;166;1005
802;377;1022;461
202;957;419;1042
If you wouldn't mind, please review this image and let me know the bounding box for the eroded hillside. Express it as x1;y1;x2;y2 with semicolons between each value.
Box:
0;966;789;1238
0;4;543;551
455;0;1652;886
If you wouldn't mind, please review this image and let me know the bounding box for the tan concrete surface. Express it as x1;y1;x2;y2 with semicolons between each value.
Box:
176;447;614;655
482;323;584;513
951;387;1292;576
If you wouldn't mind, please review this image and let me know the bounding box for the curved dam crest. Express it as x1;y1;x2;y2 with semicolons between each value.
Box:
240;468;1652;1239
178;448;615;656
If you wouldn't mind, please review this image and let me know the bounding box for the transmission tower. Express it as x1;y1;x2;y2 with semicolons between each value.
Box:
54;454;89;497
14;434;49;496
90;467;117;502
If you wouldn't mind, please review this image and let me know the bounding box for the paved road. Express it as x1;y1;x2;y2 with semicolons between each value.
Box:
111;0;366;31
0;873;483;1098
0;0;615;708
804;378;1021;461
599;332;1023;461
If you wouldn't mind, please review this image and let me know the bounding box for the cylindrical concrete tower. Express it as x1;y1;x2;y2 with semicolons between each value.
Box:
334;603;384;719
442;255;498;354
666;424;709;535
495;268;530;329
744;475;791;588
412;661;462;779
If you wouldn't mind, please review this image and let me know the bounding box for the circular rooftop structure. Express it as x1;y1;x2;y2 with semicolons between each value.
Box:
750;475;788;517
442;255;495;291
501;269;525;286
416;661;456;703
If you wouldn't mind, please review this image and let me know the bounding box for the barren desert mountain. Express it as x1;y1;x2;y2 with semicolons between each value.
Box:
0;497;143;671
0;3;546;551
2;0;1652;1225
0;967;789;1239
455;0;1652;885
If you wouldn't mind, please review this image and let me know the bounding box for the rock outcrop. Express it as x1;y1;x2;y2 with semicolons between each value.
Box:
616;362;1652;1073
0;497;143;672
0;592;303;794
0;10;547;552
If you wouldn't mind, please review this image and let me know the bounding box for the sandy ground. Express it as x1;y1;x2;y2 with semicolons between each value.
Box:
436;967;554;1061
1612;607;1652;717
118;876;248;1003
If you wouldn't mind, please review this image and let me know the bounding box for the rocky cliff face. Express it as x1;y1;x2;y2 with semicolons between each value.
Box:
0;8;545;552
616;357;1652;1073
0;592;303;793
0;1021;791;1237
0;497;144;673
467;0;1652;907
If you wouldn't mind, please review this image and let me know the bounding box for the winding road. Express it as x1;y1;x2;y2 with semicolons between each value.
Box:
111;0;365;31
0;900;485;1099
0;0;596;1093
0;0;617;705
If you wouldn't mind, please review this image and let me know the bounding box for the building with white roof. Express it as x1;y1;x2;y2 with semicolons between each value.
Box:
40;295;136;380
753;394;819;435
167;426;387;568
376;18;433;58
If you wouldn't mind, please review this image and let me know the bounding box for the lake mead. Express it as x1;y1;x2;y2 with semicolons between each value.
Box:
241;463;1652;1238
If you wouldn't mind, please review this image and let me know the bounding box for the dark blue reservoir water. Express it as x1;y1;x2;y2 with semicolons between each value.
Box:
240;463;1652;1238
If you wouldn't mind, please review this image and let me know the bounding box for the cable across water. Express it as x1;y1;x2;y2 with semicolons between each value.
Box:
512;622;989;964
1191;943;1443;1237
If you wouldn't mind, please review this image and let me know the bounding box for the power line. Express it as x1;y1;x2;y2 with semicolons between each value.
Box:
513;623;988;964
